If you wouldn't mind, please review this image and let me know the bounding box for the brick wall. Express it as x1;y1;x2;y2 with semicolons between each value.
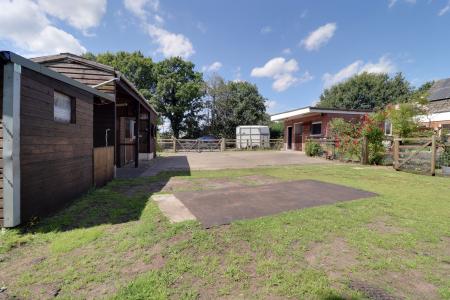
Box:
283;113;365;151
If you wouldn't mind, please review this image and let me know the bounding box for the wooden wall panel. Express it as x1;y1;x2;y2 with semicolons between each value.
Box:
93;146;114;187
41;61;116;95
20;67;94;220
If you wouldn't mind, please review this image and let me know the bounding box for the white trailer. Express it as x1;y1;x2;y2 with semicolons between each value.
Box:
236;125;270;149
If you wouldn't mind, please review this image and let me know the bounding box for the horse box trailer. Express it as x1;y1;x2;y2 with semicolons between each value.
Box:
236;125;270;149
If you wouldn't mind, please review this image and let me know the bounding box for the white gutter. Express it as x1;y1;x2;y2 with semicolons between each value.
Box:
271;107;370;121
418;111;450;122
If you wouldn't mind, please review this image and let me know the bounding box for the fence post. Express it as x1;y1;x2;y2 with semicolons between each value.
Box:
361;136;369;165
172;137;177;152
221;138;225;152
393;138;400;170
431;135;436;176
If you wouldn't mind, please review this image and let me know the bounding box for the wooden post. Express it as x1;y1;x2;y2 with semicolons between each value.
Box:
135;104;140;168
221;138;225;152
147;112;151;156
361;136;369;165
431;135;436;176
172;137;176;152
393;138;400;170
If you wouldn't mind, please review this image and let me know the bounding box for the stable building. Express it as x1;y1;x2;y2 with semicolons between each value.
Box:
271;106;370;151
31;53;158;167
1;51;158;227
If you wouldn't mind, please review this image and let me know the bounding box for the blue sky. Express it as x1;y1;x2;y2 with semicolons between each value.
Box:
1;0;450;114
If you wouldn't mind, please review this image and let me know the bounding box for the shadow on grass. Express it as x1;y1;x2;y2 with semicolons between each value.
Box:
23;168;191;234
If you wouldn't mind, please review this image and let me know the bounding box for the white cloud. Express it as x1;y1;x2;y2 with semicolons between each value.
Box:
202;61;223;73
265;100;277;111
282;48;292;55
260;26;273;34
123;0;159;20
251;57;313;92
438;1;450;16
301;23;337;51
251;57;299;78
233;66;242;82
322;55;396;88
148;25;195;58
124;0;195;59
300;10;308;19
0;0;86;56
388;0;416;8
196;22;207;33
37;0;107;35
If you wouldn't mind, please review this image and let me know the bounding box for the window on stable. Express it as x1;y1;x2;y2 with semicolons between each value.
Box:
54;91;75;123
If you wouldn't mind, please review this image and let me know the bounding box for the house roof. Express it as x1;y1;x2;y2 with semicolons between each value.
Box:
428;78;450;102
31;53;157;115
0;51;114;102
270;106;372;121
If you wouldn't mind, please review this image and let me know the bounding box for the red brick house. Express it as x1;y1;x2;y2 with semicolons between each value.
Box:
271;106;371;151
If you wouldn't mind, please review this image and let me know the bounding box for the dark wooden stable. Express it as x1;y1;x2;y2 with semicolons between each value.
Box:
0;52;158;227
32;53;158;168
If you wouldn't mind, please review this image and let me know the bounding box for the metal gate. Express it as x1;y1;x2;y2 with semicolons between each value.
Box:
176;139;221;152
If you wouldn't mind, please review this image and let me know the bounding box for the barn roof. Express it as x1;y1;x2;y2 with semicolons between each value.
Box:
31;53;157;115
0;51;114;102
428;78;450;102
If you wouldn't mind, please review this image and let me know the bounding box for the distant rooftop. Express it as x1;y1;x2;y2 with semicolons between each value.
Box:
428;78;450;102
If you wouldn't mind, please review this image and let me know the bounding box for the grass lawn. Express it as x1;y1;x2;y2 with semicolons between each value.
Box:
0;164;449;299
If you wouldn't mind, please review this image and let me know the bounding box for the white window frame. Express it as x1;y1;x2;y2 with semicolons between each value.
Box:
310;121;322;136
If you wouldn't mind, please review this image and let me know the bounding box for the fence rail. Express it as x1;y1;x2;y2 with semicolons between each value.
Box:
157;138;284;152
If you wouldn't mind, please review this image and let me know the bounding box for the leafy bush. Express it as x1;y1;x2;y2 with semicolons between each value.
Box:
360;114;385;165
328;118;362;161
305;141;322;157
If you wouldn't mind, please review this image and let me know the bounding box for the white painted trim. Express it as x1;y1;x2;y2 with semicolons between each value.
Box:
418;111;450;122
2;63;21;227
271;106;369;121
271;107;311;121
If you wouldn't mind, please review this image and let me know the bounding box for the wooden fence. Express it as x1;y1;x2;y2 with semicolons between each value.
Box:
158;138;284;152
93;146;114;187
393;136;437;175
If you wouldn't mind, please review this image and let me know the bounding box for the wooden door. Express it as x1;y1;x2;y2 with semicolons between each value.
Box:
294;123;303;151
119;117;135;166
287;127;293;149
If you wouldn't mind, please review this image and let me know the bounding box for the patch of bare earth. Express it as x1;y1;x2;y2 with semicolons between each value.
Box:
237;174;282;185
305;237;442;300
305;237;359;280
367;217;408;235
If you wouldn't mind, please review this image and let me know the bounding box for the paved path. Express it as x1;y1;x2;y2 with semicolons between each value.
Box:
172;180;377;228
117;151;331;178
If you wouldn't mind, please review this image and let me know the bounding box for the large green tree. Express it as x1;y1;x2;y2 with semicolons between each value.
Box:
208;79;268;138
84;51;155;97
317;72;413;110
152;57;205;138
85;52;205;138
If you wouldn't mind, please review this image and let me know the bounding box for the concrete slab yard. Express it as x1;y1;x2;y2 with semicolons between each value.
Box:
174;180;377;228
